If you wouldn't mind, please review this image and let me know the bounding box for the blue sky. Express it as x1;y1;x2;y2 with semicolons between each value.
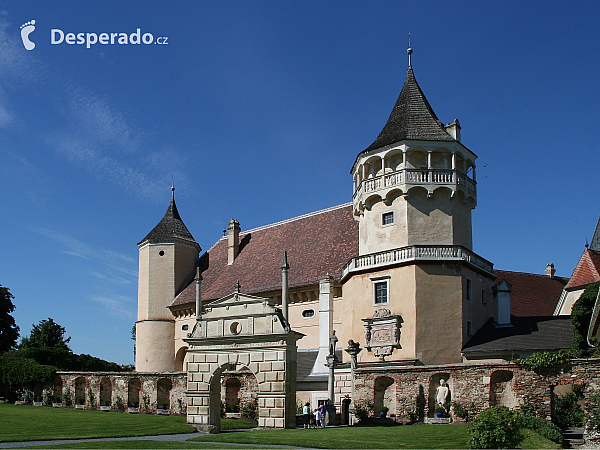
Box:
1;1;599;364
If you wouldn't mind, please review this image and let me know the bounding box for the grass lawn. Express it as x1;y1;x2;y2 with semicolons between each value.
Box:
1;405;560;449
29;426;561;449
0;404;195;442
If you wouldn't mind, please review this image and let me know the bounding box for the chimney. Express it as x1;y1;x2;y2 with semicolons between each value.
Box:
227;219;240;265
493;279;512;327
445;119;461;142
545;263;556;279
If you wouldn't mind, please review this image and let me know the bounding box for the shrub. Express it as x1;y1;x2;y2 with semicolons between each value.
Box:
353;400;374;422
240;397;258;421
520;414;562;443
571;281;600;354
114;395;124;411
468;406;523;449
586;393;600;436
553;390;584;429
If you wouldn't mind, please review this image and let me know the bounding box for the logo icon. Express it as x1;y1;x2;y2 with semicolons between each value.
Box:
20;20;36;50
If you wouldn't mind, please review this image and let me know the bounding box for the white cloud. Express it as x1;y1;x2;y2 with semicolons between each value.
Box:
92;295;136;319
30;227;137;283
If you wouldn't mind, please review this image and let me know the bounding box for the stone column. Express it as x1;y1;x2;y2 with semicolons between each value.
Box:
326;354;337;426
311;275;334;375
195;267;202;321
344;340;362;425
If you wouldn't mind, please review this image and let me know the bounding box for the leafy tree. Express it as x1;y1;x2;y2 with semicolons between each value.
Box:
0;285;20;353
571;281;600;354
19;318;71;351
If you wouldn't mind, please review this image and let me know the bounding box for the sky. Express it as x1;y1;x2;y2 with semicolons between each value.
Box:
1;1;599;365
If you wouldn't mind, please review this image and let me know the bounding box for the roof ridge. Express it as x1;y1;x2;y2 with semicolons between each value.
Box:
211;203;352;244
494;269;567;278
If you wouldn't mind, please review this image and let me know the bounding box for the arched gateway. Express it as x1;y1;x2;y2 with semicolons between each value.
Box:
184;290;303;432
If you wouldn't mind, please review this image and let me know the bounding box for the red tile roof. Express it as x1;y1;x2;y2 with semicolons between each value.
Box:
169;203;571;318
494;270;568;316
565;249;600;290
171;204;359;307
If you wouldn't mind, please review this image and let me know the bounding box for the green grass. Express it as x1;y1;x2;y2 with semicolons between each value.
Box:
1;405;561;449
0;404;196;442
193;423;471;449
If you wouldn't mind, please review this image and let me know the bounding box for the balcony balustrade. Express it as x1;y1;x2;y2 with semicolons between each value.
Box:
341;244;494;280
353;168;476;204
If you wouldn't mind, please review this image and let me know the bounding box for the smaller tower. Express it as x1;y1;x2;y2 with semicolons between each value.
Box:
136;188;200;372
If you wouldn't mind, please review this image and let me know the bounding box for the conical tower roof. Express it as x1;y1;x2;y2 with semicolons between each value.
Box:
139;193;197;246
590;216;600;252
362;66;454;154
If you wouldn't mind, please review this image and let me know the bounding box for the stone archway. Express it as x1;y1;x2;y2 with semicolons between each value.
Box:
185;291;303;432
157;378;172;410
99;377;112;406
490;370;517;408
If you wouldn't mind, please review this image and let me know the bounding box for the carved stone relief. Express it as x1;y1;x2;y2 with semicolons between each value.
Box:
362;308;402;361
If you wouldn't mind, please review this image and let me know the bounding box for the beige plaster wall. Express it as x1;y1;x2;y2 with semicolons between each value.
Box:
359;194;408;254
337;266;417;364
288;300;319;349
136;319;175;372
358;188;473;255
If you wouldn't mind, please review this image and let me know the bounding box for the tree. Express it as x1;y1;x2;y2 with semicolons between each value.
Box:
0;285;19;353
19;318;71;351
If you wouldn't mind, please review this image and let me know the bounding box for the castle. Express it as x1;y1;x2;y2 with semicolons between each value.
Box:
132;56;599;428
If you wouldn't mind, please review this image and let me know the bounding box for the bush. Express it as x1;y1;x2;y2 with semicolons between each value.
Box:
353;400;374;422
586;393;600;436
0;356;56;400
520;414;562;443
468;406;523;449
240;397;258;421
571;281;600;354
553;390;584;429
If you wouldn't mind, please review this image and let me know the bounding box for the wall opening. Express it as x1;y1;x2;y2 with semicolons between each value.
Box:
157;378;172;410
489;370;517;408
374;376;395;415
128;378;141;407
74;377;86;405
99;377;112;406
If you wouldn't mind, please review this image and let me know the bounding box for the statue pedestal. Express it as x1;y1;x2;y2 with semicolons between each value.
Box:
425;417;452;424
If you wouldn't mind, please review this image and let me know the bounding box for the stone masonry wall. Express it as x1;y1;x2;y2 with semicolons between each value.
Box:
335;359;600;421
56;372;187;414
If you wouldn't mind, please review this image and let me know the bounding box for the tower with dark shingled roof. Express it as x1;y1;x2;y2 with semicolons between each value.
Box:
136;190;200;372
343;60;496;365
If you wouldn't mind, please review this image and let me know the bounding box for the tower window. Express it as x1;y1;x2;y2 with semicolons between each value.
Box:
481;289;486;304
302;309;315;319
373;280;388;305
181;324;189;331
466;279;472;302
159;250;165;256
467;320;473;336
382;212;394;226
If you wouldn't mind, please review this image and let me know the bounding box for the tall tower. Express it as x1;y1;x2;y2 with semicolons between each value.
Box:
341;56;495;365
351;66;477;254
136;188;200;372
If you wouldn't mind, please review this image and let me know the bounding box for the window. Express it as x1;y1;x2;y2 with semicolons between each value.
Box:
481;289;486;304
374;281;388;304
302;309;315;319
181;324;189;331
467;320;473;336
382;212;394;226
466;279;472;302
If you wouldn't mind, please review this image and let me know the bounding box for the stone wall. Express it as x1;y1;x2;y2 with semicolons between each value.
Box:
334;359;600;421
56;372;187;414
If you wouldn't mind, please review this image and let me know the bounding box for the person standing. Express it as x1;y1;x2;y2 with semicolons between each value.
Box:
320;402;327;428
302;402;311;429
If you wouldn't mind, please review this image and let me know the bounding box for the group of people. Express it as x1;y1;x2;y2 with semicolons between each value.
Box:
302;401;327;428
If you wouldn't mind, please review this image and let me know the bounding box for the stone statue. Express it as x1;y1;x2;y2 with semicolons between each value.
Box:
436;379;449;407
364;326;372;347
329;330;338;356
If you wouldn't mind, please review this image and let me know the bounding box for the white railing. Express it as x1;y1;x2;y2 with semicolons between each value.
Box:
342;245;494;279
355;168;476;198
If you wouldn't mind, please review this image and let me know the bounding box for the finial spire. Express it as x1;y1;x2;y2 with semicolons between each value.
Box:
171;176;175;198
407;33;413;67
